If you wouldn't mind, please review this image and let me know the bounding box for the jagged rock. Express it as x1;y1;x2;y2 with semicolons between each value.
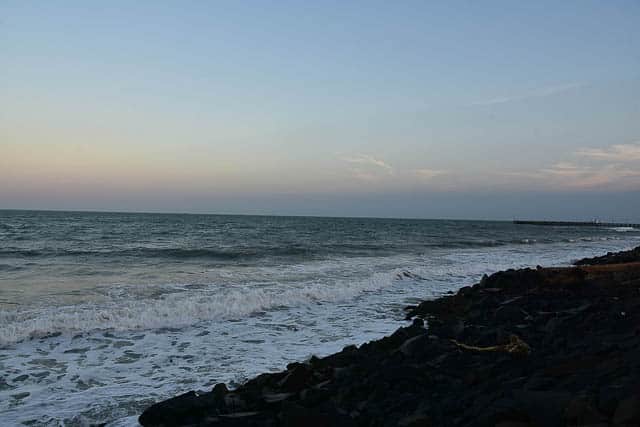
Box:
398;411;431;427
564;397;607;426
575;247;640;266
139;391;222;426
613;395;640;425
495;422;532;427
279;402;355;427
399;334;433;357
278;365;312;392
212;383;229;400
494;305;525;323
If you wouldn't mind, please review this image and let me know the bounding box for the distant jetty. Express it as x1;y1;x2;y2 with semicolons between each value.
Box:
514;220;640;228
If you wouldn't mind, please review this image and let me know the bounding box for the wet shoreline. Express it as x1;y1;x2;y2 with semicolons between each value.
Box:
139;246;640;426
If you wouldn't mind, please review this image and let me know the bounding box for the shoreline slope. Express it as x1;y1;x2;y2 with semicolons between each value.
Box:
139;247;640;427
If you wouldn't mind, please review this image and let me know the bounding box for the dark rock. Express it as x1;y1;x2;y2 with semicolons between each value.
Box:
212;382;229;399
495;422;533;427
139;391;221;426
278;365;312;392
279;402;355;427
564;397;606;426
575;246;640;266
262;392;293;403
597;384;628;417
224;393;246;412
613;395;640;425
494;305;525;323
398;410;431;426
399;334;434;357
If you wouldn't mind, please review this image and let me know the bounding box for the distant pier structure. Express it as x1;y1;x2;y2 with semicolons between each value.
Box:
513;220;640;228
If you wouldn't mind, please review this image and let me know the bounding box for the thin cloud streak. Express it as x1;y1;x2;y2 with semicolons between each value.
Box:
469;82;585;106
338;154;450;185
341;154;393;173
576;143;640;161
412;168;447;179
497;142;640;190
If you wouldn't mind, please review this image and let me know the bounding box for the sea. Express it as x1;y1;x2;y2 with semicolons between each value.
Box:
1;210;639;426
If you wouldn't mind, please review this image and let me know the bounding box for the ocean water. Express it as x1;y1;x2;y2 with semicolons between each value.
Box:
1;210;639;426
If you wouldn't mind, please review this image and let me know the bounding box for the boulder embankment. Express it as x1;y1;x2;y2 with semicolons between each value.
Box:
139;247;640;427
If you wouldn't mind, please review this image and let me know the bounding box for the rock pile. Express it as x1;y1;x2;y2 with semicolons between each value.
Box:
140;247;640;426
574;246;640;266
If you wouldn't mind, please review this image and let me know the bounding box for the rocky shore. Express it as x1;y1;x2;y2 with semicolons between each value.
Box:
139;247;640;427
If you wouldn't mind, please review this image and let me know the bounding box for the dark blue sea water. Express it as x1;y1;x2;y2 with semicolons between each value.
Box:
1;210;639;426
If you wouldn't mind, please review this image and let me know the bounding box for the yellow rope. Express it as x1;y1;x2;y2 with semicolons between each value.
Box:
451;334;530;356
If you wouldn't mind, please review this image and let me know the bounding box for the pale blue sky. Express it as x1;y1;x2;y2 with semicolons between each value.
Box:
1;1;639;219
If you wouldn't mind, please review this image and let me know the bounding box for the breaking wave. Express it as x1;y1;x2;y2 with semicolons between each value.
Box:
0;237;621;260
608;227;637;232
0;271;398;347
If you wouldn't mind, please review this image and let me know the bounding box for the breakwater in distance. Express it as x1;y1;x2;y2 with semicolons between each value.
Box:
514;220;640;228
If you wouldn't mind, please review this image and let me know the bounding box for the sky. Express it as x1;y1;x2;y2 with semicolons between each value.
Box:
1;1;639;220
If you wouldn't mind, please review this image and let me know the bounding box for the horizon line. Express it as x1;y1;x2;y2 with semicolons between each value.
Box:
0;207;634;224
0;207;501;222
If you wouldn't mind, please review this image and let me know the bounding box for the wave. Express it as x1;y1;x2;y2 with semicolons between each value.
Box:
608;227;637;232
0;234;633;262
0;263;23;272
0;271;398;347
0;247;313;260
0;239;566;260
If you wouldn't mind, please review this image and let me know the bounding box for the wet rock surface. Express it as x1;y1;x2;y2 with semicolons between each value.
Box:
574;246;640;266
139;247;640;427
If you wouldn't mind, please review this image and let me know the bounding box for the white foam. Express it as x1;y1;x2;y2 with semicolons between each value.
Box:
0;270;396;347
608;226;637;232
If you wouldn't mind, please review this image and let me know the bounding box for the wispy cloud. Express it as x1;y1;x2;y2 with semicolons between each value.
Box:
341;154;393;173
533;163;640;188
339;154;451;185
540;161;587;178
339;153;394;182
412;168;446;179
470;82;585;106
497;142;640;190
534;142;640;189
576;143;640;161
